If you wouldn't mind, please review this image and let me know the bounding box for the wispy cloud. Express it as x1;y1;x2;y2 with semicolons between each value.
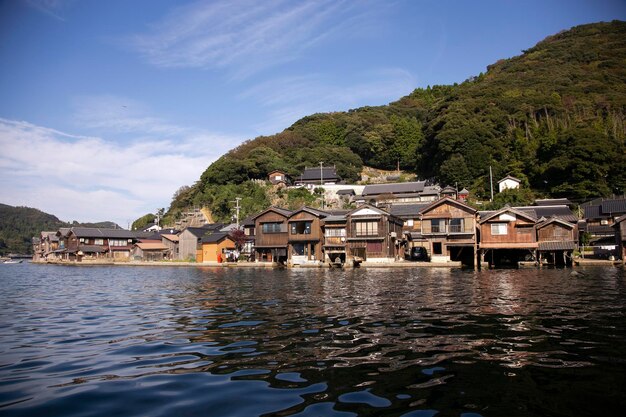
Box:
0;117;241;226
240;68;417;134
128;0;382;77
24;0;74;21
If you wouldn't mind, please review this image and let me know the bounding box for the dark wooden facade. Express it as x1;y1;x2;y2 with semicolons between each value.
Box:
478;208;537;267
253;207;292;263
287;208;327;264
345;205;403;261
416;197;477;264
536;217;577;266
615;214;626;263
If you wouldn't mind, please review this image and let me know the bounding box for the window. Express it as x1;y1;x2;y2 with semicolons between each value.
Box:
275;175;282;180
109;239;127;246
325;228;346;237
262;223;284;234
431;219;445;233
94;239;104;245
491;223;508;235
406;219;414;227
355;221;378;236
290;221;311;235
433;242;442;254
449;218;464;233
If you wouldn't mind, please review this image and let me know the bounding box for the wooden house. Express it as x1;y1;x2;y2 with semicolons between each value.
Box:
415;197;478;265
131;241;169;261
287;207;328;265
535;217;577;266
161;233;179;260
57;227;136;261
345;204;403;262
478;207;537;267
614;214;626;263
200;232;236;263
268;170;289;186
178;224;222;261
253;207;293;263
389;203;428;238
580;197;626;255
241;215;256;260
322;214;348;264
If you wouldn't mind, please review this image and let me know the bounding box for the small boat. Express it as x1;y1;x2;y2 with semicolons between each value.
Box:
3;259;23;264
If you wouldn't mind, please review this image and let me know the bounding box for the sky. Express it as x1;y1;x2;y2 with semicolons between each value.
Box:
1;0;625;227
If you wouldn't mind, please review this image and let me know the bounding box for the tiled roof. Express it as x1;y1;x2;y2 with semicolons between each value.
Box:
517;205;577;223
322;215;346;222
534;198;572;206
601;199;626;214
201;232;235;244
136;242;168;251
78;244;107;253
184;226;214;238
497;175;521;184
538;241;576;251
71;227;135;239
389;204;429;217
362;181;426;196
584;205;603;219
337;189;356;195
297;167;340;181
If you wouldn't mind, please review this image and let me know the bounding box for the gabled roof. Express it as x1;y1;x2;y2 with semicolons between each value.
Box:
268;170;286;175
161;234;179;242
251;206;293;220
419;197;477;216
497;175;521;184
241;215;256;227
347;204;403;224
459;188;470;195
201;232;235;244
601;199;626;214
289;206;330;218
614;213;626;225
516;205;578;223
440;186;457;194
362;181;426;196
182;225;214;238
479;206;536;224
536;216;575;230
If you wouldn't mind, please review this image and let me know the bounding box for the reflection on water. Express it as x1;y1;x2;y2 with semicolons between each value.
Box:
0;264;625;416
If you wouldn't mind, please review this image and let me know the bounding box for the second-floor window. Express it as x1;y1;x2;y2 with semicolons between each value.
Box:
354;221;378;236
94;239;104;245
262;223;284;234
430;219;445;233
325;228;346;237
109;239;129;246
290;221;311;235
491;223;508;235
449;218;465;233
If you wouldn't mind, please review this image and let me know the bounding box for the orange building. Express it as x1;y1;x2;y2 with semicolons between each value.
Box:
200;232;236;263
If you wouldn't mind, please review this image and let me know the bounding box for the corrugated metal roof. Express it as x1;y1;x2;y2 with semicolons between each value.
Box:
538;241;576;251
362;181;426;196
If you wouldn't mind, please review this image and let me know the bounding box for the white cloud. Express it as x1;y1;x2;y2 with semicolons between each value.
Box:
127;0;382;77
240;69;417;134
25;0;74;21
0;117;241;226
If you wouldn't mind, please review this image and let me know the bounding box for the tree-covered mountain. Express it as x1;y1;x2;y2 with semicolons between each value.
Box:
168;21;626;223
0;203;120;255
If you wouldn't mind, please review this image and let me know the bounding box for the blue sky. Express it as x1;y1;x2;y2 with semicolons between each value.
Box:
1;0;625;227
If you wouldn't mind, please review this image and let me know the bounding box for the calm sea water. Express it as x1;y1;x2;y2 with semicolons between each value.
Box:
0;264;625;417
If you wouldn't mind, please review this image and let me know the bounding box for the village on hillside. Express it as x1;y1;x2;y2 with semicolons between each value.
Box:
32;167;626;268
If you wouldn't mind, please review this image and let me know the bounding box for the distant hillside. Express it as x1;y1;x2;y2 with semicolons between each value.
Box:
0;203;120;255
168;21;626;223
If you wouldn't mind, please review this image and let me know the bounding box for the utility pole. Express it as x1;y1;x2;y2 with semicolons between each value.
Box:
320;162;324;210
489;166;494;202
231;197;241;228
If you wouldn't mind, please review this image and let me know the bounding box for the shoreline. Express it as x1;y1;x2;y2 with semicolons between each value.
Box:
30;259;624;268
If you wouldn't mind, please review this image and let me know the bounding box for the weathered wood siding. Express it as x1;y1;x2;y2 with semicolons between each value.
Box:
480;217;536;245
537;223;575;242
255;211;289;248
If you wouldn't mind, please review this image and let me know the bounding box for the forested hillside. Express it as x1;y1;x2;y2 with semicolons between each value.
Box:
0;203;120;255
168;21;626;223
